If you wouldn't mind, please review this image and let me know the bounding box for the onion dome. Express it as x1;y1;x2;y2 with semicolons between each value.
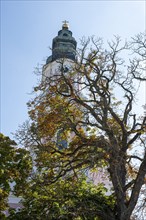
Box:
46;21;77;64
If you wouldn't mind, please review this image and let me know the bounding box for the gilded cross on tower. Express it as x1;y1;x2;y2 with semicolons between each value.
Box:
62;20;69;29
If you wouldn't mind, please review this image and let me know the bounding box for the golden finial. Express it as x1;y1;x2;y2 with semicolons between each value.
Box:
62;20;69;29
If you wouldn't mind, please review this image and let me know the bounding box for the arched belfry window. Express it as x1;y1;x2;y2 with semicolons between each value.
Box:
59;65;70;94
56;129;68;150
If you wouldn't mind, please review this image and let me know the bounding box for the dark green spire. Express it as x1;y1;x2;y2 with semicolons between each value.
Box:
46;22;77;64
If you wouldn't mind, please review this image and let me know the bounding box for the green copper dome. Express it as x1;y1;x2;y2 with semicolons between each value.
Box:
46;22;77;64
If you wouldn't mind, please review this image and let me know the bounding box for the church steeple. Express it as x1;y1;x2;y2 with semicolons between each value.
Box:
46;22;77;64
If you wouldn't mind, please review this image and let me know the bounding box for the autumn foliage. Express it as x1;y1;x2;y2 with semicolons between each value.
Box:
8;33;146;220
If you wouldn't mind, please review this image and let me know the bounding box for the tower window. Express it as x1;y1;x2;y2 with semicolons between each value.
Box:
57;129;68;150
63;33;68;37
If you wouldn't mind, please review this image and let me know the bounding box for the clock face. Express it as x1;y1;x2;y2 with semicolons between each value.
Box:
64;66;69;73
60;65;69;73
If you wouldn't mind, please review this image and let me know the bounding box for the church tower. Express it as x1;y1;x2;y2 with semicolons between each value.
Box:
42;21;77;81
42;21;77;149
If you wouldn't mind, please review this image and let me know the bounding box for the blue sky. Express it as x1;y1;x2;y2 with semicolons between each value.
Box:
1;0;145;139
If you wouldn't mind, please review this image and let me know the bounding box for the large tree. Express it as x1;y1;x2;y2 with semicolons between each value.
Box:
14;33;146;220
